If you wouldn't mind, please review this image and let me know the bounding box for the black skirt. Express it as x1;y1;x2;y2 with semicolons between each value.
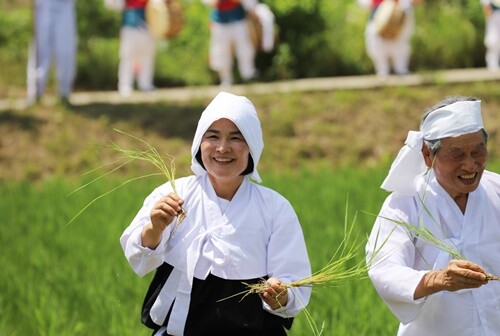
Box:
142;263;293;336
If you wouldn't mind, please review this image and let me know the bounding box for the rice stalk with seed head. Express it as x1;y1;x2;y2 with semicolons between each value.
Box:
221;199;388;300
217;200;389;336
67;129;186;227
375;213;500;281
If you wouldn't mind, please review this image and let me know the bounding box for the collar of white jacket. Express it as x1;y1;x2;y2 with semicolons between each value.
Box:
381;100;484;195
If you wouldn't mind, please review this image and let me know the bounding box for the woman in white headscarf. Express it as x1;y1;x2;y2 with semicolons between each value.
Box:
365;96;500;335
120;91;311;336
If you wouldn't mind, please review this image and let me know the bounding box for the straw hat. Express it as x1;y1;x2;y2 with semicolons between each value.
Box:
146;0;169;38
374;0;406;40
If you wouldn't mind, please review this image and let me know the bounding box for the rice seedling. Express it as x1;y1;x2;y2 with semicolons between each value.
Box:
67;129;186;227
218;200;390;336
375;211;500;281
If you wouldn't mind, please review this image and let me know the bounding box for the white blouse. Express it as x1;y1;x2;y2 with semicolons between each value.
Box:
120;174;312;335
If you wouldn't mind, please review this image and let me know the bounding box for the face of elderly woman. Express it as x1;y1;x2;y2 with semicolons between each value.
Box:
200;118;250;185
424;130;488;201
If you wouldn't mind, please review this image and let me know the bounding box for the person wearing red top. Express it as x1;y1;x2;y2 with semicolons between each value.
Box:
358;0;422;78
202;0;258;86
105;0;157;96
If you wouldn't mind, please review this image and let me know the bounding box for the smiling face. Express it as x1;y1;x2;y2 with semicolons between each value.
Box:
423;130;488;204
200;118;250;197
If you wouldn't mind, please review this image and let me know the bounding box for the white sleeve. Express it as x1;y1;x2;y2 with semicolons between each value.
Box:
365;197;428;324
119;184;174;277
263;196;312;317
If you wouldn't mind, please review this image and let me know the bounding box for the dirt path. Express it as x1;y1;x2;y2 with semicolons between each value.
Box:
2;67;500;110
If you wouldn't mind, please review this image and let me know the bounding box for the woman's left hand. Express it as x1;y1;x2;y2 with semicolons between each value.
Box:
259;277;288;310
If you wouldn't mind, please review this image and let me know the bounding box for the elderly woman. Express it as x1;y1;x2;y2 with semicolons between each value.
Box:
120;91;311;336
366;96;500;335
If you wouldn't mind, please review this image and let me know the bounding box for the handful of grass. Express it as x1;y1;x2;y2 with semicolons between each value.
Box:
224;202;387;301
218;203;387;336
67;129;186;227
377;212;500;281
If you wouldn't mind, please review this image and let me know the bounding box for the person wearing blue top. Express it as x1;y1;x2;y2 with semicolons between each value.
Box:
105;0;157;96
202;0;258;86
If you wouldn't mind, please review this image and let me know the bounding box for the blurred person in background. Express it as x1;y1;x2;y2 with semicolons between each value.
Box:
358;0;422;78
202;0;259;86
120;91;312;336
366;96;500;335
105;0;157;96
27;0;77;106
481;0;500;71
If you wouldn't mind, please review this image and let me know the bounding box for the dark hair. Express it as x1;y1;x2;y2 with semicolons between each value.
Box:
195;149;255;176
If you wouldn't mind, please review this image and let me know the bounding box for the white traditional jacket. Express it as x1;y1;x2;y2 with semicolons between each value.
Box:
120;174;312;335
366;170;500;336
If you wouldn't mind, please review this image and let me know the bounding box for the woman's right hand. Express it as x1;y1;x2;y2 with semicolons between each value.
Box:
141;193;184;249
150;192;184;231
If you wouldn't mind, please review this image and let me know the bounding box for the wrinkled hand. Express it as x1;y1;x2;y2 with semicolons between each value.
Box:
415;259;488;299
436;259;488;291
259;277;288;310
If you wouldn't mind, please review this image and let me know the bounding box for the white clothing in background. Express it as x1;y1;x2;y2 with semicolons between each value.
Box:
208;20;256;86
366;170;500;335
255;3;276;52
363;1;415;77
482;0;500;70
118;26;156;95
203;0;257;86
27;0;77;101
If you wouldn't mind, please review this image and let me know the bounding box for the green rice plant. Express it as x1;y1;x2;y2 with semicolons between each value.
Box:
374;211;500;281
219;199;390;336
67;129;186;227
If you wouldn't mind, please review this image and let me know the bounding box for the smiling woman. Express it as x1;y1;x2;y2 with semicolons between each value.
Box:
196;118;251;200
119;91;312;336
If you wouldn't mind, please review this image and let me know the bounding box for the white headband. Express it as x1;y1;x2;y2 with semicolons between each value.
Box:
381;100;484;195
190;91;264;183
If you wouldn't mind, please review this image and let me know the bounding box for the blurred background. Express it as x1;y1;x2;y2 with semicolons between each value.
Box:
0;0;489;98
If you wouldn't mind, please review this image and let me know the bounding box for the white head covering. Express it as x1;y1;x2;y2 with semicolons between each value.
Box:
381;100;484;195
190;91;264;183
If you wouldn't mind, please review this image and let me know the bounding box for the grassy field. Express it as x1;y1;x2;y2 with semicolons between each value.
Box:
1;167;398;335
1;81;500;335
